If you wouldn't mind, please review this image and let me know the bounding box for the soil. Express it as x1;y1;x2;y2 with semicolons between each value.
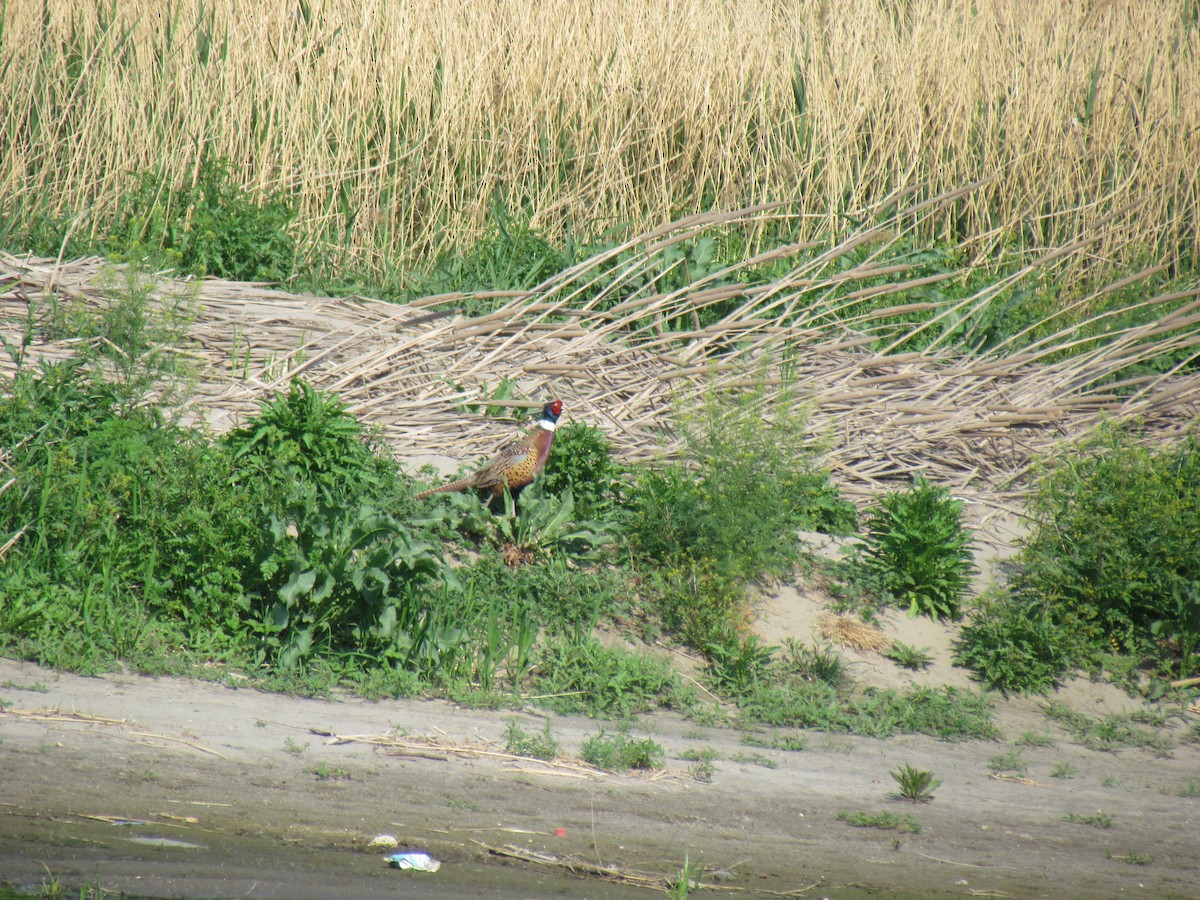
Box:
3;565;1199;900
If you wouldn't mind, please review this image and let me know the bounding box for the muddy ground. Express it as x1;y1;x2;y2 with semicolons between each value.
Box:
2;574;1198;900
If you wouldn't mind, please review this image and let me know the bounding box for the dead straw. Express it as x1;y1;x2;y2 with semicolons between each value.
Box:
2;205;1197;530
817;614;893;654
475;841;821;896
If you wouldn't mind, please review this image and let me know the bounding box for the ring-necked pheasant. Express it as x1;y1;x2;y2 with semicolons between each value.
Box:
416;400;563;509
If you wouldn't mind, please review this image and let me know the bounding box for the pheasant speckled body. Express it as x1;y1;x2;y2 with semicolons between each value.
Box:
417;400;562;506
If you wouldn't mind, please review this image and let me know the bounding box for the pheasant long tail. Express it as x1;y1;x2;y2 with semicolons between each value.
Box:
415;477;476;499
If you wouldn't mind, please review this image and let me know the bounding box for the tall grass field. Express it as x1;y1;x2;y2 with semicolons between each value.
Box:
1;0;1197;284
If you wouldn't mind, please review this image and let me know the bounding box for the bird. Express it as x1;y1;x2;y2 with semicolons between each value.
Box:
416;400;563;509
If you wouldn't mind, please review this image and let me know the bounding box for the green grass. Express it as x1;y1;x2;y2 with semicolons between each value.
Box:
1106;852;1153;866
311;762;352;781
1014;729;1056;748
988;749;1028;775
886;640;934;671
680;747;719;783
580;726;665;771
1049;762;1079;779
1041;700;1172;754
1064;811;1114;829
727;751;778;769
504;719;559;761
283;738;307;756
737;680;997;741
741;733;807;752
528;636;689;718
837;810;922;833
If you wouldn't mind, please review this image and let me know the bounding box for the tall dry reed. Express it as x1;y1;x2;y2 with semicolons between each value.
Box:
1;0;1197;279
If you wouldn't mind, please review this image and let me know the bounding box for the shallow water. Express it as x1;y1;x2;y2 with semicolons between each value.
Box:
0;813;939;900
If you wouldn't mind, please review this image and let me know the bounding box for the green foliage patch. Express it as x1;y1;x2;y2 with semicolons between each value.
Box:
109;157;297;282
1013;426;1200;677
530;636;688;718
1041;699;1172;754
859;477;975;621
954;591;1078;695
625;380;855;648
726;648;996;741
838;809;922;833
580;726;665;771
504;719;559;761
539;422;624;518
890;762;941;803
14;268;1175;740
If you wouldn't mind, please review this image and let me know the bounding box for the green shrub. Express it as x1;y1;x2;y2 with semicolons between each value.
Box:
648;557;748;649
780;639;851;688
890;762;941;803
628;382;855;579
1016;426;1200;671
223;379;402;506
0;325;451;674
539;422;623;518
954;592;1078;694
859;477;975;620
445;483;617;566
249;501;446;668
705;635;777;694
109;156;296;281
0;362;260;664
1;268;193;411
886;640;933;671
624;381;854;647
1151;580;1200;680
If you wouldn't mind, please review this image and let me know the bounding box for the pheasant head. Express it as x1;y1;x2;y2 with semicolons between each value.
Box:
539;399;564;430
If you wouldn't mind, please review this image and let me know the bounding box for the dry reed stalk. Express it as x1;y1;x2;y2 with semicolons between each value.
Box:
0;0;1196;281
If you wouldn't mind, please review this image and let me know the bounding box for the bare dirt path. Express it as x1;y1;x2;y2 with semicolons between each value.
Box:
2;654;1197;899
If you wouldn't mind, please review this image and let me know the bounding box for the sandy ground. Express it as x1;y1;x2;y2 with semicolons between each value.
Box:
3;566;1199;900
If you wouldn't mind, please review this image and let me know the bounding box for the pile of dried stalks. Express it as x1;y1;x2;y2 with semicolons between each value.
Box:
817;614;892;654
2;201;1197;528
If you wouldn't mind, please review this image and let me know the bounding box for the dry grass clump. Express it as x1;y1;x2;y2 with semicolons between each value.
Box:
1;0;1196;280
817;613;892;654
